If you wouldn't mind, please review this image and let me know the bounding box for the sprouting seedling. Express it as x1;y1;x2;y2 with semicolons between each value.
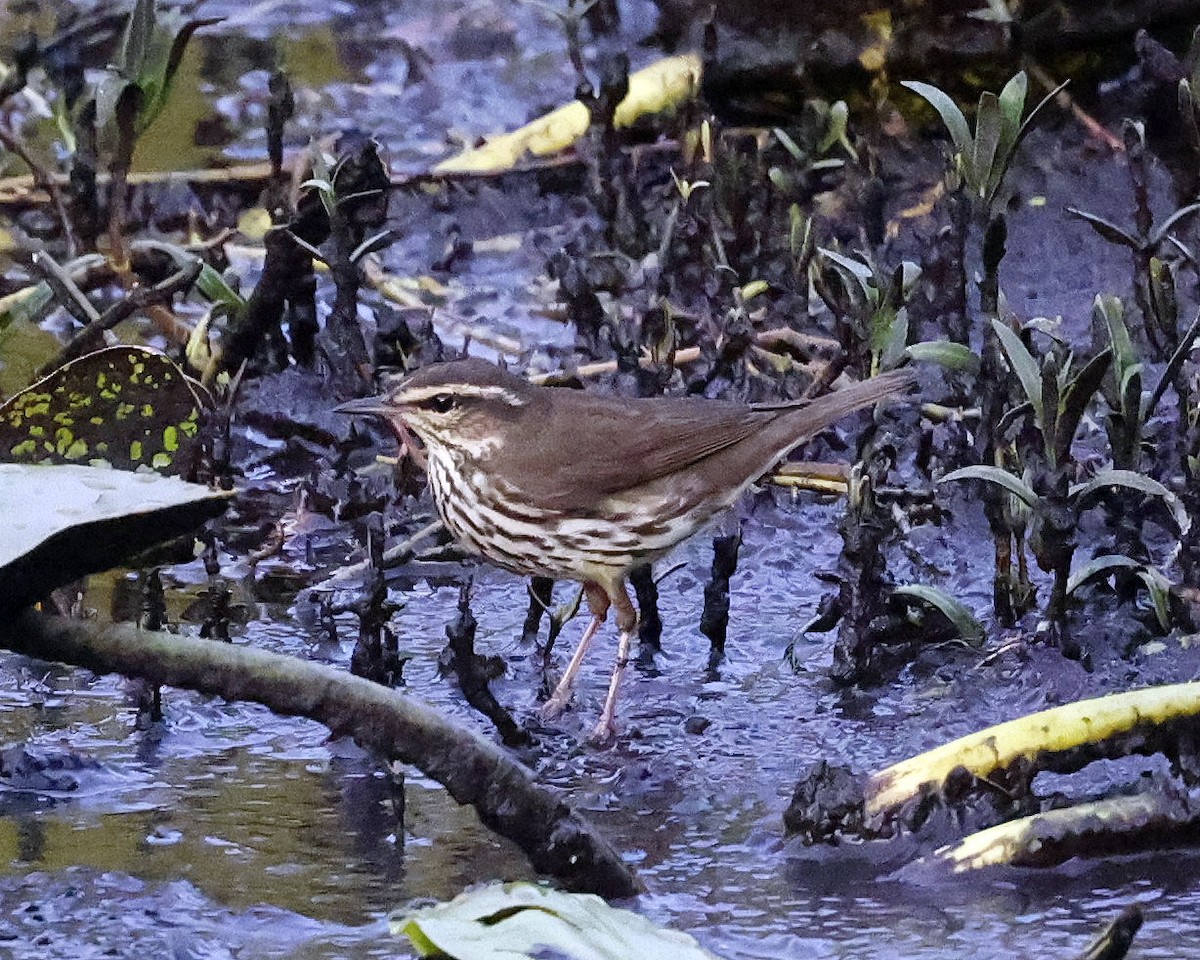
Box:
902;71;1064;214
295;144;396;265
942;319;1189;634
1067;131;1200;266
813;248;978;377
988;317;1112;471
1094;294;1200;471
669;168;710;205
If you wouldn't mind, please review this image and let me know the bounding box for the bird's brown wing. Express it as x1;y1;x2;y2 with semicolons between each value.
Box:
493;391;772;513
491;370;914;514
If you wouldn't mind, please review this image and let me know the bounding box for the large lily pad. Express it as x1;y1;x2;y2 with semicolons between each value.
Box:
0;463;231;612
0;346;207;474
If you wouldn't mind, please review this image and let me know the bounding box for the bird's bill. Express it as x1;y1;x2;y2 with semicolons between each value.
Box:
334;395;391;416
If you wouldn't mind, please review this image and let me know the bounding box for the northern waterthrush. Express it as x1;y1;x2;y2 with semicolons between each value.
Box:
337;358;913;741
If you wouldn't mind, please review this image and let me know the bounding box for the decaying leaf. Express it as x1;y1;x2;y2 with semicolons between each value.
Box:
0;462;231;612
394;882;721;960
434;53;702;175
0;346;207;474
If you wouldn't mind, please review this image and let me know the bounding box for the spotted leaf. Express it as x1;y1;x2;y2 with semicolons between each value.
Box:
0;347;208;474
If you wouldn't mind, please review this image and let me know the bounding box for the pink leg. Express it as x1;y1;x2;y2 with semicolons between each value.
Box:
589;626;632;743
589;583;638;743
540;614;603;720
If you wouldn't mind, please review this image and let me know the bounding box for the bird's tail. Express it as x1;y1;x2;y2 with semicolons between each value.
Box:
755;367;917;438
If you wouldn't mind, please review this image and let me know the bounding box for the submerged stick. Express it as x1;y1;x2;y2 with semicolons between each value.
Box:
0;609;638;898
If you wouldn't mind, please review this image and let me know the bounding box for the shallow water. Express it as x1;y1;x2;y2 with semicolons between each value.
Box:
4;498;1200;958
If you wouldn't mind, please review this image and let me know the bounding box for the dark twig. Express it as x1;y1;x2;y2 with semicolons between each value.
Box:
443;581;532;747
700;529;741;670
1078;905;1143;960
0;123;78;256
44;256;203;373
29;249;101;325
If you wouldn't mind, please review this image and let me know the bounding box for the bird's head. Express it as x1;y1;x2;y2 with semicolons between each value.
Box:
335;358;534;458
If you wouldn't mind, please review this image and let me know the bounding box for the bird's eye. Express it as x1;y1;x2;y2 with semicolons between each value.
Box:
426;394;458;414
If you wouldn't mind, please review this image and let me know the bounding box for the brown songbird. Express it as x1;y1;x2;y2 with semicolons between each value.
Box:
338;359;913;741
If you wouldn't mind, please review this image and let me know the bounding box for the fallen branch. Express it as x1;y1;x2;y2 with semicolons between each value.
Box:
0;609;639;898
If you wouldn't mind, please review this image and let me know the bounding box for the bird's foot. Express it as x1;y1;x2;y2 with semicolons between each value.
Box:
539;691;571;722
587;715;619;745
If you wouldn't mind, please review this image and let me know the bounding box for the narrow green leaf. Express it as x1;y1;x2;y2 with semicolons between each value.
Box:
1054;348;1111;464
117;0;156;75
773;127;805;161
1094;294;1136;381
940;464;1039;508
997;71;1028;141
1013;78;1068;155
1137;567;1173;631
902;81;973;160
1148;306;1200;417
972;92;1003;202
1150;202;1200;246
1071;469;1191;536
878;307;910;372
894;585;984;641
991;318;1044;424
1066;208;1140;249
817;247;873;282
195;263;246;310
1065;554;1143;597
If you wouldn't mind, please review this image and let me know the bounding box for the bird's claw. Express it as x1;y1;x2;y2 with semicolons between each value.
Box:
588;717;618;745
539;694;570;722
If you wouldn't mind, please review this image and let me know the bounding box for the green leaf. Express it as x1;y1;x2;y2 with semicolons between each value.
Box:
972;91;1003;202
997;71;1028;143
1094;294;1136;383
1070;469;1191;536
393;882;722;960
1149;202;1200;246
905;340;981;374
195;263;245;310
991;318;1044;426
1148;306;1200;418
876;306;907;371
940;464;1039;508
1138;567;1173;632
1065;554;1143;597
773;127;805;161
816;247;873;284
788;204;811;261
1054;348;1111;464
116;0;156;76
893;585;984;641
1013;78;1068;157
902;81;974;167
1066;208;1141;249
